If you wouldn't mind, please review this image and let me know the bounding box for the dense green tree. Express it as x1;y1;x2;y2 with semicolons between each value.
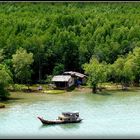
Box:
130;47;140;85
110;57;133;89
55;30;79;71
0;2;140;86
12;48;34;89
0;64;13;100
83;58;108;93
52;63;64;75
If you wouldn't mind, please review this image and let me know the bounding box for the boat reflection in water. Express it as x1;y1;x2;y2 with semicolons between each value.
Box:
37;111;83;125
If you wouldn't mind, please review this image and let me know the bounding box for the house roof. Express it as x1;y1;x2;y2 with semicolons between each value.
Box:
52;75;72;82
63;71;87;78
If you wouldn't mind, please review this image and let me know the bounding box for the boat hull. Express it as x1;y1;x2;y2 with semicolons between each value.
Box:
37;117;82;125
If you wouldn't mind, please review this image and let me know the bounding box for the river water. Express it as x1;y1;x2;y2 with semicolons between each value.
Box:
0;90;140;139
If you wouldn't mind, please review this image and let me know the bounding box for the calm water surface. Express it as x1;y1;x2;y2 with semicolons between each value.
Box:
1;90;140;139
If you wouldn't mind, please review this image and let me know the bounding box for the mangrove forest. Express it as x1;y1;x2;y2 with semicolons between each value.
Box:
1;2;140;98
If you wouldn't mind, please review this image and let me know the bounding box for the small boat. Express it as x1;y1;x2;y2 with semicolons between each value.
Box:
0;104;5;108
37;111;83;125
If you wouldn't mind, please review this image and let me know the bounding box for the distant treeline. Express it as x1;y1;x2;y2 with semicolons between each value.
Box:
0;2;140;85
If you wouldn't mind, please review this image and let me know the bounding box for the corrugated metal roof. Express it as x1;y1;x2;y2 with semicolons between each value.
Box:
63;71;87;78
52;75;72;82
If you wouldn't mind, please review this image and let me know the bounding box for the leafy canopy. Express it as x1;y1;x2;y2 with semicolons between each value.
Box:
83;58;108;92
12;47;34;84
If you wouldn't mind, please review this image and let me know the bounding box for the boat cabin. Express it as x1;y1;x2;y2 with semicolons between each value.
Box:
58;112;79;121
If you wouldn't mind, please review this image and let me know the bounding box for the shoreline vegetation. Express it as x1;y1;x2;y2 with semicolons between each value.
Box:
1;83;140;105
1;3;140;100
7;83;140;95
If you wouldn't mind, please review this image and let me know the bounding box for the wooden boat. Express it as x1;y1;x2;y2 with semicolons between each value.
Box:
0;104;5;108
37;112;83;125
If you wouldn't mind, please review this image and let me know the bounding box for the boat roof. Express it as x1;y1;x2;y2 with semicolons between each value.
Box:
62;111;79;115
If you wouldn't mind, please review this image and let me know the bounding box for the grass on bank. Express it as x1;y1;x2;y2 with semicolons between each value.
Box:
7;83;140;95
43;90;65;94
8;84;66;94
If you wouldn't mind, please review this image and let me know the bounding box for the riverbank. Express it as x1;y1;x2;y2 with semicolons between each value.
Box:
4;84;140;111
8;83;140;95
74;83;140;94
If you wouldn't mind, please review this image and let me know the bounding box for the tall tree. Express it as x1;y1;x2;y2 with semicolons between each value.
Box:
55;30;79;71
0;64;13;100
130;47;140;86
12;48;34;89
110;55;136;89
52;63;64;75
83;58;108;93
